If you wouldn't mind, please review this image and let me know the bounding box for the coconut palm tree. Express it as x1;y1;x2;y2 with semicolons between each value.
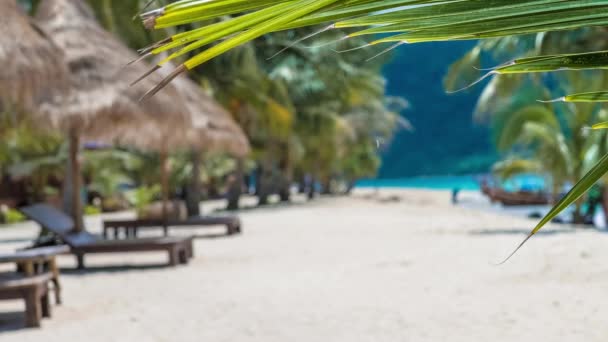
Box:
493;101;608;223
132;0;608;259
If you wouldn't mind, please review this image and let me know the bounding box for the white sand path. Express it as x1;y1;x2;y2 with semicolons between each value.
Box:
0;190;607;341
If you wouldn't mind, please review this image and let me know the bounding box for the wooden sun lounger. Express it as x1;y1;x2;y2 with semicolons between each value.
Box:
103;215;241;239
0;245;69;305
0;272;53;328
20;204;194;269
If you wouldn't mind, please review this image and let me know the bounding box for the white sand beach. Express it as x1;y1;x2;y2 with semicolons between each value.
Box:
1;189;607;341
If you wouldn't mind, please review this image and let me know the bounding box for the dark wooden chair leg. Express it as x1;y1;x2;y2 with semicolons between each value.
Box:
24;289;42;328
76;254;85;270
179;248;188;264
41;291;51;318
168;248;179;266
51;278;61;305
49;259;62;305
228;223;241;235
187;241;194;259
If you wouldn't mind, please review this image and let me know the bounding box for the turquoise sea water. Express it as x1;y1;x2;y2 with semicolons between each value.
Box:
357;174;545;191
357;175;481;190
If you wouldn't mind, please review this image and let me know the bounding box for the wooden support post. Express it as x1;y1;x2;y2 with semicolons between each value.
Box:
68;129;84;232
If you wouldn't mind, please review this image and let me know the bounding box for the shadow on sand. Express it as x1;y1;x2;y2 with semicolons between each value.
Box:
191;233;238;239
210;197;319;215
469;227;580;237
0;311;32;333
59;263;174;275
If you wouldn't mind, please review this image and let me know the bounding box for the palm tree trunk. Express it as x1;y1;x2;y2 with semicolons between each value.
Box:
551;181;560;205
185;151;201;217
572;198;586;225
345;179;356;195
227;158;244;211
307;172;316;200
278;145;292;202
160;148;169;230
321;176;332;195
257;157;274;206
297;173;306;194
257;165;270;206
601;186;608;227
279;177;290;202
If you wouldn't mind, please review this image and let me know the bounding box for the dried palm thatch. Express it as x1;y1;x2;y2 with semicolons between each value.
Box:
0;0;68;115
169;73;251;158
130;70;250;223
36;0;250;227
35;0;192;145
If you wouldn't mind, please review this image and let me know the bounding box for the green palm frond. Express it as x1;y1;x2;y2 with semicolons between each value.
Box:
547;90;608;103
492;159;543;180
500;152;608;264
138;0;608;96
495;105;559;152
136;0;608;260
494;50;608;73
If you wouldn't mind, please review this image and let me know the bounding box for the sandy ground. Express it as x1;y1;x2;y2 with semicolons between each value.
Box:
1;189;607;341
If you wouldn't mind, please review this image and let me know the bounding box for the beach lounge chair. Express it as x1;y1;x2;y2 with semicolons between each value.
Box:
102;215;241;239
20;204;194;269
0;272;53;328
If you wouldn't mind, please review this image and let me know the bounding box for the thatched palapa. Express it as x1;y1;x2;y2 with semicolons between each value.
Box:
34;0;194;231
0;0;68;114
168;72;251;158
35;0;250;226
36;0;249;156
35;0;192;143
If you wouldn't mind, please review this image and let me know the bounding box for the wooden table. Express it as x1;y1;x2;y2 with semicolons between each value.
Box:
0;245;69;304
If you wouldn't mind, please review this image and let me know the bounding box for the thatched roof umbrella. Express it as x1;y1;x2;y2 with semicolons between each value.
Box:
169;72;250;158
35;0;192;231
111;70;251;220
0;0;68;115
35;0;191;138
169;72;250;216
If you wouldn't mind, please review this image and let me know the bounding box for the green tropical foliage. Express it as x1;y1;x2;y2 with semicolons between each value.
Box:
447;26;608;259
2;0;401;214
134;0;608;259
493;100;608;221
138;0;608;95
10;0;606;259
0;208;26;224
0;117;65;202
